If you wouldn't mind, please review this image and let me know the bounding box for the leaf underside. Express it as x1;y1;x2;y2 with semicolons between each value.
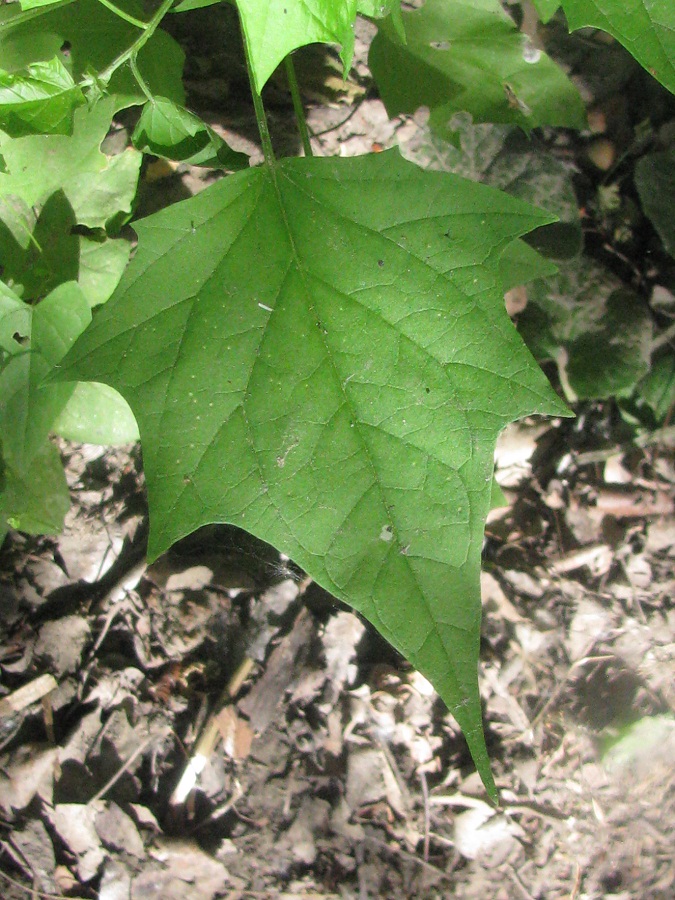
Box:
60;150;569;797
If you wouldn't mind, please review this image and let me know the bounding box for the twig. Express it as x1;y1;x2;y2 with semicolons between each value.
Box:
419;769;430;863
191;779;244;832
169;656;256;806
504;863;537;900
309;96;367;138
651;318;675;353
363;834;454;884
0;867;88;900
0;675;57;718
87;735;154;804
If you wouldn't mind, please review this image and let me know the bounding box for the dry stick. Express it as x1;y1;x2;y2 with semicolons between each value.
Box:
309;94;368;138
0;868;88;900
363;834;454;884
569;861;583;900
419;768;430;863
504;863;537;900
170;655;256;806
87;735;154;805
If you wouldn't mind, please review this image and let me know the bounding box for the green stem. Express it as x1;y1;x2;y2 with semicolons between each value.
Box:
95;0;175;87
285;56;313;157
95;0;148;29
129;55;154;103
239;13;275;164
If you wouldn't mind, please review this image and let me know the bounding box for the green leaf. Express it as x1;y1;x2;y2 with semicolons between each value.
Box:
171;0;224;10
7;189;79;302
0;193;35;250
0;0;185;110
59;150;568;797
19;0;72;9
499;239;557;292
559;0;675;95
0;280;90;468
519;258;652;400
357;0;404;40
236;0;358;93
0;98;141;224
0;55;85;137
401;114;582;259
369;0;586;140
0;279;31;355
52;380;139;443
635;147;675;259
0;438;70;535
628;350;675;426
78;235;132;307
531;0;560;23
132;97;248;169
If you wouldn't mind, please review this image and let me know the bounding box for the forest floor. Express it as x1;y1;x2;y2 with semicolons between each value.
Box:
1;8;674;900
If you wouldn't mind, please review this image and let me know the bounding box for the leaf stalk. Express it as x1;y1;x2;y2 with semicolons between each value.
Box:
285;56;313;157
95;0;148;29
129;55;154;103
239;13;275;164
93;0;175;88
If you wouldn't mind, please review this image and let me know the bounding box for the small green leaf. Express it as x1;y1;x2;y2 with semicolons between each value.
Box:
132;97;248;170
0;0;185;110
78;236;132;307
65;147;142;230
560;0;675;95
490;477;508;511
0;98;141;224
632;351;675;425
171;0;224;11
52;380;139;444
530;0;560;23
0;438;70;535
0;193;35;251
499;239;557;292
369;0;586;139
0;55;85;137
236;0;358;93
8;189;79;302
635;147;675;259
519;258;652;400
0;279;31;355
0;280;90;469
19;0;73;9
357;0;404;40
59;150;569;798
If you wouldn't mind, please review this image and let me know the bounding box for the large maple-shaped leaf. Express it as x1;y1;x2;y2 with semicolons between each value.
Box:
59;151;569;797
